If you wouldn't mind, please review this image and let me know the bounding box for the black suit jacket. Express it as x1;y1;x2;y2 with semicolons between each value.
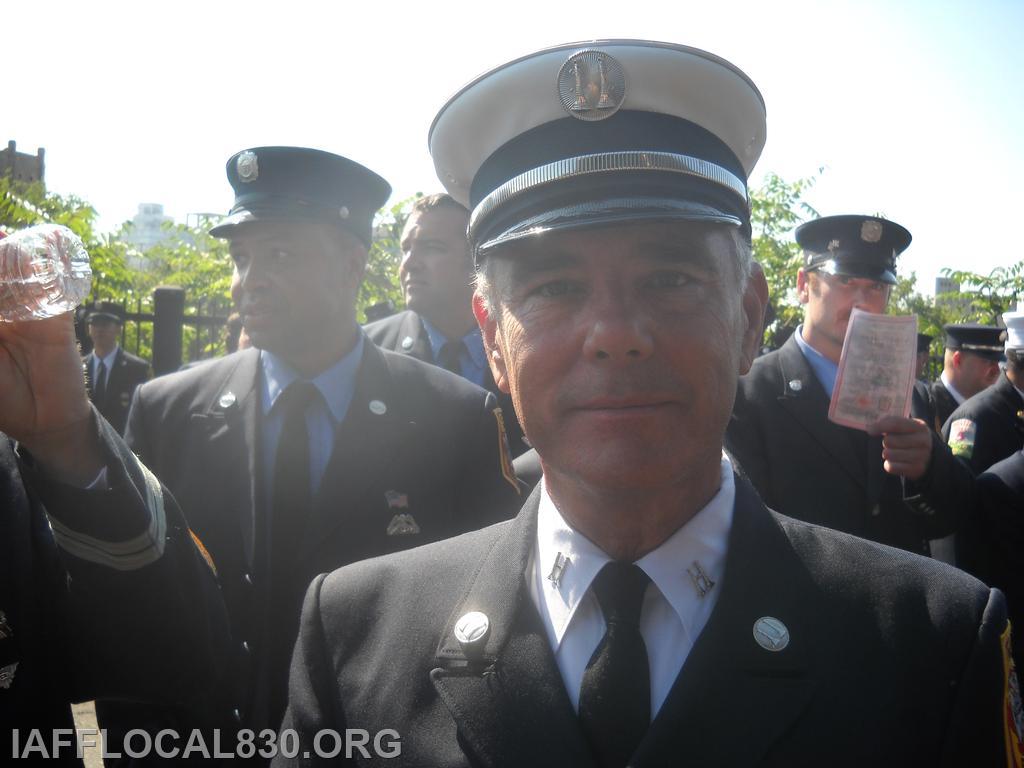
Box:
121;339;521;732
728;335;974;555
364;310;528;457
276;476;1013;767
84;346;152;435
929;379;960;433
0;415;227;765
942;372;1024;474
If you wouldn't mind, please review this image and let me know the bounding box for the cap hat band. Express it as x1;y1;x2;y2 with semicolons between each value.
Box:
958;343;1004;353
468;150;747;243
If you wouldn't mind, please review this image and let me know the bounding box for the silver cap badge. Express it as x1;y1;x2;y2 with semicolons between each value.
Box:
860;220;883;243
753;616;790;652
454;611;490;648
236;151;259;183
558;49;626;121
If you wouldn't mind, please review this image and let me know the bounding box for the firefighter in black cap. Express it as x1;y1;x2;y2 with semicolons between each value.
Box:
97;146;520;751
928;323;1004;431
729;214;975;557
82;300;151;435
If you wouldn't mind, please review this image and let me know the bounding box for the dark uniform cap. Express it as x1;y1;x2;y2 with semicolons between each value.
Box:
86;300;125;324
428;40;767;260
795;215;911;286
917;333;933;354
208;147;391;247
943;323;1006;361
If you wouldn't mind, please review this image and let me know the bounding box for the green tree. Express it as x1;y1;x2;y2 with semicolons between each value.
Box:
749;171;821;348
358;196;417;322
939;263;1024;323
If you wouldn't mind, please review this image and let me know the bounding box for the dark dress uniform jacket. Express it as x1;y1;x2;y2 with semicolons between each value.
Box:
728;335;974;555
364;309;528;457
942;372;1024;474
275;476;1014;767
84;347;152;435
0;416;228;766
929;379;960;433
123;340;521;732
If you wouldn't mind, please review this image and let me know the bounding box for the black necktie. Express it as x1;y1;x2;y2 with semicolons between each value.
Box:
270;381;321;580
437;339;465;375
93;359;107;403
579;561;652;768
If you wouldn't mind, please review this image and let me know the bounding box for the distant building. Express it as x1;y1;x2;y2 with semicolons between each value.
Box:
935;277;960;296
0;140;45;185
122;203;175;250
935;276;969;314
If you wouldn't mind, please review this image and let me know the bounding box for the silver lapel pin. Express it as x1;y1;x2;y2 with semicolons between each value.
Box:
548;552;570;588
686;560;716;599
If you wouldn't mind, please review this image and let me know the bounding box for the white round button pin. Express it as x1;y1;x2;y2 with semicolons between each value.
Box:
218;391;237;409
454;611;490;647
788;379;803;392
369;400;387;415
401;336;414;351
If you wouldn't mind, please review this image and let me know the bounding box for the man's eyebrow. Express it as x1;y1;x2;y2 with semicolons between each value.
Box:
496;249;581;280
633;241;719;271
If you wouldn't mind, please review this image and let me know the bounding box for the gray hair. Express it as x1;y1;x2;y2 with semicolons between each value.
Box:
474;226;753;315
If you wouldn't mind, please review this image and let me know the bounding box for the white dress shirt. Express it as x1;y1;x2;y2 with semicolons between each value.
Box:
91;345;119;391
940;370;967;405
529;454;735;717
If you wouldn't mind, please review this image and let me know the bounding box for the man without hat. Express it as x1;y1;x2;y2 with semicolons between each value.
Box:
945;310;1024;474
928;323;1003;431
275;42;1015;765
82;301;151;435
364;193;527;455
99;147;521;746
728;215;976;556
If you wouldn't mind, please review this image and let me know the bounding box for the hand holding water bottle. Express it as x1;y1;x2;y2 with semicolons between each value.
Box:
0;225;104;484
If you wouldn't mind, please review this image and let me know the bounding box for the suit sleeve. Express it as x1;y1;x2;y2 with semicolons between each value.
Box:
274;574;355;767
902;432;977;538
20;409;230;710
939;588;1021;767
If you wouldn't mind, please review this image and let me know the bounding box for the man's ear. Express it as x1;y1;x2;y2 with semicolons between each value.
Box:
951;350;963;370
739;263;769;376
473;292;510;394
796;268;811;305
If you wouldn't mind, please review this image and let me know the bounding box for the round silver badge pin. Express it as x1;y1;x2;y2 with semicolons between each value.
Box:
369;399;387;415
454;611;490;647
557;49;626;121
788;379;803;392
401;336;414;351
753;616;790;652
218;391;237;409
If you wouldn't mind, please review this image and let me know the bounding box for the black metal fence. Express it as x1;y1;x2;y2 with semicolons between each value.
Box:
77;287;231;375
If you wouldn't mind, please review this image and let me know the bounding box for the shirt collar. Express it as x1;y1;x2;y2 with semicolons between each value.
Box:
95;345;119;370
793;324;838;396
260;334;364;422
535;454;735;648
940;370;967;405
420;315;485;367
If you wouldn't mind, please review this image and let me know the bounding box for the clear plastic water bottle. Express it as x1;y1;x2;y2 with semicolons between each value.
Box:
0;224;93;322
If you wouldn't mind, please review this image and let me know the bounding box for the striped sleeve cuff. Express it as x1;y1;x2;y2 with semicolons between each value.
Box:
47;455;168;571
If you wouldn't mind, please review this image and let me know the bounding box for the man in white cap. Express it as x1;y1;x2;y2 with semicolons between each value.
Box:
275;41;1017;766
945;310;1024;474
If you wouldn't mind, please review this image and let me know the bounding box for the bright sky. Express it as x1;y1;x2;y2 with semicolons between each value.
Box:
6;0;1022;295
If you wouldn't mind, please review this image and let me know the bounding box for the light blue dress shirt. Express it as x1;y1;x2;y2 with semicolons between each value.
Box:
793;324;839;397
420;316;488;388
259;334;364;498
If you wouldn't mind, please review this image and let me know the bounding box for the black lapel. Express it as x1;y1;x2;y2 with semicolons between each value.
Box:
431;487;595;768
633;477;817;766
995;374;1024;438
302;341;406;550
775;336;865;488
190;350;262;570
397;311;433;363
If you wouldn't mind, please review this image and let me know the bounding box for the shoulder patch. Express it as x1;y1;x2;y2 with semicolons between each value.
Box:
948;418;977;459
493;407;520;495
1002;623;1024;768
